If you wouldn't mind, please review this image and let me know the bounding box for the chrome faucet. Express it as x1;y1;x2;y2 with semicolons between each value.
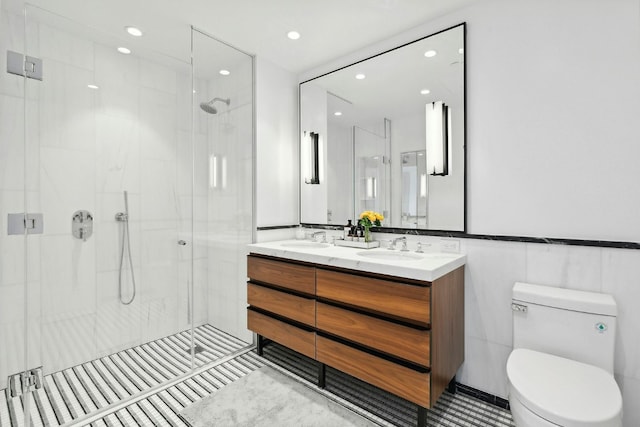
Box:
311;231;327;243
387;236;406;250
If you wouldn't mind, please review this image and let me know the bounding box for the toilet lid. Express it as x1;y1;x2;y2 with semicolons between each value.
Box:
507;348;622;427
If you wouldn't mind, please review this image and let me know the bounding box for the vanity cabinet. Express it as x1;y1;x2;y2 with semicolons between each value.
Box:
246;253;464;421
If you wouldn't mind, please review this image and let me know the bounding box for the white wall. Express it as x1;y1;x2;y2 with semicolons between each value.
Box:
256;57;299;227
297;1;640;425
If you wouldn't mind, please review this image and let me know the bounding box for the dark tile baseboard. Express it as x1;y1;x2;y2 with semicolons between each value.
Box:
455;383;510;410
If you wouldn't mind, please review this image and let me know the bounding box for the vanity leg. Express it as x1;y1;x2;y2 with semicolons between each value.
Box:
256;334;265;356
447;376;457;394
417;406;428;427
317;362;326;388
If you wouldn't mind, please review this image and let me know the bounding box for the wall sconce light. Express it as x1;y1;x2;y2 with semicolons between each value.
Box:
303;131;320;184
209;154;217;188
425;101;450;176
420;173;427;198
366;177;377;199
209;154;227;189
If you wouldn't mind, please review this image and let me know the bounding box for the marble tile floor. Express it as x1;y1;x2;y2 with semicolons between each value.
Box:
94;342;514;427
1;335;515;427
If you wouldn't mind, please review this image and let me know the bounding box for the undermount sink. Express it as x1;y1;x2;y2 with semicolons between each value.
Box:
280;241;330;249
356;251;423;261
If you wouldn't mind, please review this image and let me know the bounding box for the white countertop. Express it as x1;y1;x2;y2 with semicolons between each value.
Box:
248;240;466;282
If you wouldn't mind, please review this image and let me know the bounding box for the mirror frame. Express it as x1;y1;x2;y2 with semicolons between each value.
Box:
299;22;467;234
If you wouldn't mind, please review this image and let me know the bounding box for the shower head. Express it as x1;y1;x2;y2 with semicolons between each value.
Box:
199;97;230;114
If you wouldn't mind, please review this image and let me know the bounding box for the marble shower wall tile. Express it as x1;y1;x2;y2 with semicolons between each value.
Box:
525;242;603;292
602;248;640;380
464;239;526;347
457;336;512;399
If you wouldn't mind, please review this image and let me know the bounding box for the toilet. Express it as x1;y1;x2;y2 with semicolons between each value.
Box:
506;282;623;427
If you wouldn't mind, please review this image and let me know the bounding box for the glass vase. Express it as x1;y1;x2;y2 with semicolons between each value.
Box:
364;226;371;242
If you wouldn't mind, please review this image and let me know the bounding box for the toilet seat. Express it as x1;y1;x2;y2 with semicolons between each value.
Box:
507;348;622;427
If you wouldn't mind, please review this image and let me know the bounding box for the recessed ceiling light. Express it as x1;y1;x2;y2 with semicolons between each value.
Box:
125;26;143;37
355;73;366;80
334;111;342;116
287;31;300;40
219;69;230;76
117;47;131;55
459;47;464;54
87;84;99;89
420;89;430;95
424;50;437;58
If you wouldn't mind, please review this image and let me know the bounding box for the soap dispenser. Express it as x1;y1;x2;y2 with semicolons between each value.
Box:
343;220;352;240
295;225;306;240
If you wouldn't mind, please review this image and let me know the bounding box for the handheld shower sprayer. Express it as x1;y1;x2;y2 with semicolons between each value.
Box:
116;190;136;305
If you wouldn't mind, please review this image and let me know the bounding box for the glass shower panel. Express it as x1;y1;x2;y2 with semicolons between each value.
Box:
191;28;254;359
0;2;35;425
354;125;390;220
18;5;195;424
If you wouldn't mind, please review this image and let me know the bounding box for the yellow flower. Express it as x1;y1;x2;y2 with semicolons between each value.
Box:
358;210;383;227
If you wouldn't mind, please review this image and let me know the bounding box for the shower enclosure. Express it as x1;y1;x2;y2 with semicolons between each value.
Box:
0;3;254;425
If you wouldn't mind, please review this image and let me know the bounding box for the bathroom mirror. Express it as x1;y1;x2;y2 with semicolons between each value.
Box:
299;23;465;231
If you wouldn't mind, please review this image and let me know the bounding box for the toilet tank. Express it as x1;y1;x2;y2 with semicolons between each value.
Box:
512;282;617;373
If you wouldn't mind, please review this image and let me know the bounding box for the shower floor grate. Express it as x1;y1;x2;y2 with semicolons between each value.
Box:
0;324;248;427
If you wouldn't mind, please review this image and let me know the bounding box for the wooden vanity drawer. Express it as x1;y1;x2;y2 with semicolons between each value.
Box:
248;283;315;327
247;309;315;359
316;335;431;407
316;302;429;367
316;269;430;326
247;255;315;295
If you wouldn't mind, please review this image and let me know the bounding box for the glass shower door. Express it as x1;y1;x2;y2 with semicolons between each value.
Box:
0;2;38;425
190;27;254;364
12;4;196;425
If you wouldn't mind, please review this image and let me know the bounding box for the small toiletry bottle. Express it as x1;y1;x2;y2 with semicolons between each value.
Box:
349;224;357;241
343;220;352;240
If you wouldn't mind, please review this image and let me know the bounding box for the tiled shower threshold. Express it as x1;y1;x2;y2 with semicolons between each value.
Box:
2;331;515;427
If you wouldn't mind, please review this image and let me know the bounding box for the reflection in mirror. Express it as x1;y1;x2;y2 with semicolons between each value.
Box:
300;23;465;231
401;150;427;228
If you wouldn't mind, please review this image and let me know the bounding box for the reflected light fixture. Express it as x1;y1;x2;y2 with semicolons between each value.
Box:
366;177;377;199
87;84;99;89
219;69;230;76
355;73;366;80
425;101;450;176
302;131;320;184
334;111;342;116
287;31;300;40
209;154;217;188
424;50;437;58
420;89;430;95
125;26;143;37
209;154;227;189
117;47;131;55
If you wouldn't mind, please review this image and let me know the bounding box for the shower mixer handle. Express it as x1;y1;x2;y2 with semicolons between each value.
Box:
115;212;128;222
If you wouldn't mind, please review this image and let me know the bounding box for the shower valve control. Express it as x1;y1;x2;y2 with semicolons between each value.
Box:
72;210;93;241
